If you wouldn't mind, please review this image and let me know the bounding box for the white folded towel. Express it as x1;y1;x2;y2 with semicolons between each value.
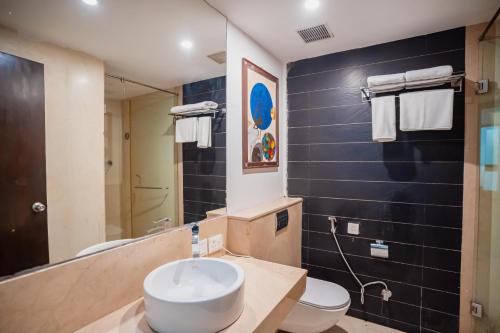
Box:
170;101;218;114
172;108;213;116
197;117;212;148
405;65;453;82
175;118;198;143
367;73;405;88
405;77;452;89
371;95;396;142
400;89;454;131
370;82;406;93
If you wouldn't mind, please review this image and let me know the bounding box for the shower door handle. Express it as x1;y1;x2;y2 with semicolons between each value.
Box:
32;202;46;213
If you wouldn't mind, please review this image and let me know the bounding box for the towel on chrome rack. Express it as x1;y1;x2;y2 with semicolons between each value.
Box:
170;101;218;114
367;73;405;88
371;95;396;142
197;117;212;148
400;89;454;131
175;117;198;143
405;65;453;82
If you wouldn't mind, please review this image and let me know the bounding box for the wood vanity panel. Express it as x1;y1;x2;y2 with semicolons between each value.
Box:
227;198;302;267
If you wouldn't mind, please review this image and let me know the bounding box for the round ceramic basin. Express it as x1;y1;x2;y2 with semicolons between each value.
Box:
144;257;245;333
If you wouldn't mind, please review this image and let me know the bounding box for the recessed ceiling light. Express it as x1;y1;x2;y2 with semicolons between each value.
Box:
82;0;98;6
180;40;193;49
304;0;320;11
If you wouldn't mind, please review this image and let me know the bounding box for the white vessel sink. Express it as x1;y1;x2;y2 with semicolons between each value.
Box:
144;257;245;333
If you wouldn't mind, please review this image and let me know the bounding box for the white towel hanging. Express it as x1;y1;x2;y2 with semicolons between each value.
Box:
197;117;212;148
400;89;454;131
175;118;198;143
371;95;396;142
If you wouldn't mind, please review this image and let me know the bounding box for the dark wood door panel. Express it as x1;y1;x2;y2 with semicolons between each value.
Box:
0;51;49;276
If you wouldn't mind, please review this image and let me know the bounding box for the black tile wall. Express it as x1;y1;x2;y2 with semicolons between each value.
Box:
287;27;464;332
182;76;226;223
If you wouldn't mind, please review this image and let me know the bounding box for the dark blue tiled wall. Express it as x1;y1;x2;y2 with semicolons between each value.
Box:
287;27;464;333
182;76;226;223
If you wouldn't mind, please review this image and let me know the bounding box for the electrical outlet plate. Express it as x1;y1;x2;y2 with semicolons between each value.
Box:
198;239;208;257
347;222;360;235
208;234;223;254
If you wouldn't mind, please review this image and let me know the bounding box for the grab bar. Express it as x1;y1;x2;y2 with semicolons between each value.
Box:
134;186;169;190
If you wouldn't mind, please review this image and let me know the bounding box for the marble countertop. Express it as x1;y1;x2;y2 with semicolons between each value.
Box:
75;256;307;333
227;197;303;222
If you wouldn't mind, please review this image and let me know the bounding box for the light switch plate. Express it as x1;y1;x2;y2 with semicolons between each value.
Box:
347;222;360;235
198;238;208;257
208;234;223;254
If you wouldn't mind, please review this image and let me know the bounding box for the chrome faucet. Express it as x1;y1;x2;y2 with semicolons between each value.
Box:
191;223;200;258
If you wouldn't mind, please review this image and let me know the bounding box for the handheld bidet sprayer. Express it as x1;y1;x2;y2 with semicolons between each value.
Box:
328;216;392;304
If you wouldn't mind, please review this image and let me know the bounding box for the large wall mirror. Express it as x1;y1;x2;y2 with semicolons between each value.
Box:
0;0;226;278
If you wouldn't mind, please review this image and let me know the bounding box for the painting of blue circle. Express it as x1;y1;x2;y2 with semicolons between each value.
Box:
250;83;273;130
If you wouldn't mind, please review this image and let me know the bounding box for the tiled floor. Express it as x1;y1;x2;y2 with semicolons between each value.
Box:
323;315;404;333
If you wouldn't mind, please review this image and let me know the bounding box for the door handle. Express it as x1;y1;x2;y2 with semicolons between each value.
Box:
32;202;46;213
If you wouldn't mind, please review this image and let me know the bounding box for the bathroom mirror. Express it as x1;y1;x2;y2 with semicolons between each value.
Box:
0;0;226;278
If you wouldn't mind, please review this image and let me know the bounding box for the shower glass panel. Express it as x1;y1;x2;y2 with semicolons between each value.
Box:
104;77;178;241
128;91;178;237
475;24;500;333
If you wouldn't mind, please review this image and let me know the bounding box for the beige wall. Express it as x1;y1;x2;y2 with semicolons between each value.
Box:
0;27;106;263
226;22;288;213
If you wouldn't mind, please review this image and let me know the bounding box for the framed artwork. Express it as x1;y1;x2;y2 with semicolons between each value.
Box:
242;58;279;169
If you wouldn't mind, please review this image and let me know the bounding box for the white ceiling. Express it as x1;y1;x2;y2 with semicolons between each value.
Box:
0;0;226;99
208;0;499;63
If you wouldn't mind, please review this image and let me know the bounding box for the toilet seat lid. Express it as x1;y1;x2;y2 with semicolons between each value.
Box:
299;277;350;310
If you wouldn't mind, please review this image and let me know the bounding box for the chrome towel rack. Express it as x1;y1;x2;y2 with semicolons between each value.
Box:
169;107;226;121
360;73;465;102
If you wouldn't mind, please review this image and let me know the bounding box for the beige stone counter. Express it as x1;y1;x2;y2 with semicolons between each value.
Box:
227;197;302;222
206;207;227;218
76;256;307;333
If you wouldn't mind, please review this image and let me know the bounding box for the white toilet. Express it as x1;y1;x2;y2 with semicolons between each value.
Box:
280;277;351;333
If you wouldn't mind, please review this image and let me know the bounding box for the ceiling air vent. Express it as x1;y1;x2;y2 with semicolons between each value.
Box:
207;51;226;64
297;24;333;43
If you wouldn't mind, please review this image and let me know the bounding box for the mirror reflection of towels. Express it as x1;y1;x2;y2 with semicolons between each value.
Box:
175;118;197;143
197;117;212;148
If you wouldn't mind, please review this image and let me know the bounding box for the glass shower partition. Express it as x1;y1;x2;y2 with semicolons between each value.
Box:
104;77;179;241
475;22;500;333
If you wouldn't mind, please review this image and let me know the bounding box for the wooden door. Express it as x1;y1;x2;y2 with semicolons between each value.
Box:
0;51;49;276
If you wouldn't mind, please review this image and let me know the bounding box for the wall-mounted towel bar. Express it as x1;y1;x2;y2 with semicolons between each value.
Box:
169;107;226;120
360;73;465;102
